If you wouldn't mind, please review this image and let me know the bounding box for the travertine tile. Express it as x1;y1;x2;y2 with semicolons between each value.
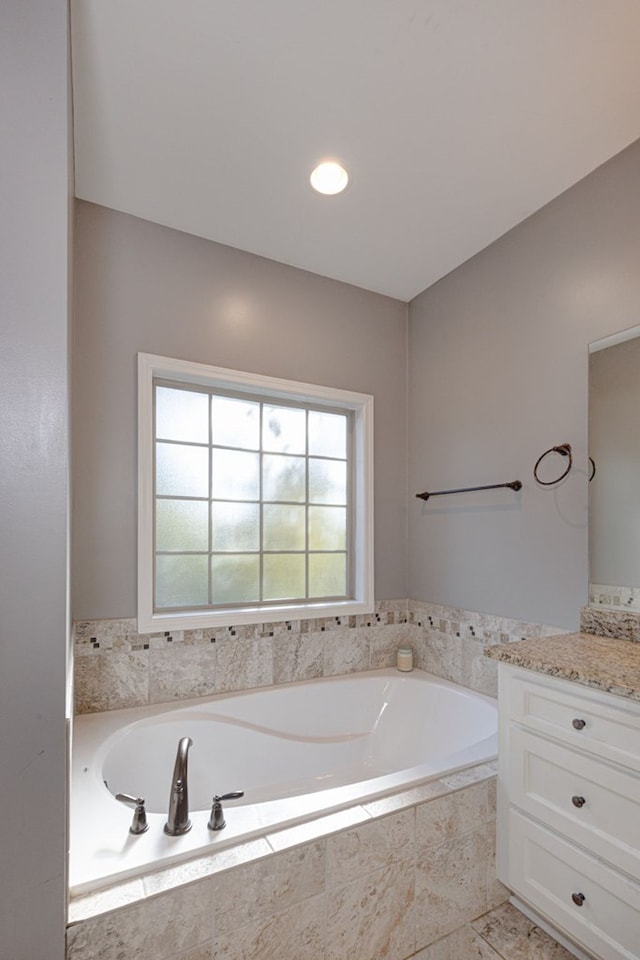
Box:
441;760;497;791
413;924;502;959
214;635;273;694
73;618;138;642
472;901;577;959
149;644;216;703
462;639;498;697
487;778;497;821
415;826;487;949
367;623;422;669
176;945;213;960
66;879;214;960
323;629;370;676
74;649;149;713
326;808;414;888
142;839;272;896
68;878;146;925
485;825;509;911
362;778;451;818
377;598;409;615
272;632;324;683
214;892;326;960
415;630;463;685
416;782;487;848
214;841;325;936
267;806;370;852
326;862;414;960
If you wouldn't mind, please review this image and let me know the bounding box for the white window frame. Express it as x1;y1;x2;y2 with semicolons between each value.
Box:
138;353;374;632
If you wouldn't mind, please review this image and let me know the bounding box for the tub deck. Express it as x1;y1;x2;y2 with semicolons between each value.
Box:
70;668;497;895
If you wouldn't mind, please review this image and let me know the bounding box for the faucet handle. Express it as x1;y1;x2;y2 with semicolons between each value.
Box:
115;793;149;834
208;791;245;831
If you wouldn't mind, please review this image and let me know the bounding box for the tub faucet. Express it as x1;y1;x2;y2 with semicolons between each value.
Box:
164;736;193;835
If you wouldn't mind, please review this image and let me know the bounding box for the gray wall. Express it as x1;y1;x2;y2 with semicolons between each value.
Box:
589;336;640;587
72;202;408;620
408;138;640;630
0;1;70;957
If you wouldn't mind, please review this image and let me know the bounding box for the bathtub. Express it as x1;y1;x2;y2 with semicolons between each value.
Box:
70;668;497;894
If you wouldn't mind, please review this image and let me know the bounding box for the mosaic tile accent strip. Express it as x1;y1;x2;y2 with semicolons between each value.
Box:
589;582;640;613
580;604;640;642
408;600;567;700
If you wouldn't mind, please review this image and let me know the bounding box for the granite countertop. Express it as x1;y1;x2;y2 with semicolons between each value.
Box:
486;632;640;703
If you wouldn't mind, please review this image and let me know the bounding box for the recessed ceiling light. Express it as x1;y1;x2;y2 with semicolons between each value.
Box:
310;161;349;196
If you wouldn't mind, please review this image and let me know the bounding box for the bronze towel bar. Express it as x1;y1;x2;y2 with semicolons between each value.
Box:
416;480;522;502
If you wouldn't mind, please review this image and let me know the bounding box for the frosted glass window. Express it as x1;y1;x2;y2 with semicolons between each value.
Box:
145;364;369;625
263;504;306;551
212;396;260;450
156;499;208;552
263;454;305;502
156;442;209;497
262;405;306;453
212;502;260;551
263;554;305;600
308;506;347;550
211;555;260;603
309;458;347;504
155;554;208;608
212;449;260;500
156;386;209;443
309;554;347;598
308;411;347;459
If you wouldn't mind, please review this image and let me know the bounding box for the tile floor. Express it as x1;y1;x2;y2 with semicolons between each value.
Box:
415;901;579;960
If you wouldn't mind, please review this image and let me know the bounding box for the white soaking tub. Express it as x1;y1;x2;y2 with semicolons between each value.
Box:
70;668;497;893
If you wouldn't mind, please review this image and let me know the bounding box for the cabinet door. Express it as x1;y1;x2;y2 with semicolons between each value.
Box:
508;808;640;960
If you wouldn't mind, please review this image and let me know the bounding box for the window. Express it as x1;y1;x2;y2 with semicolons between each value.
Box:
138;353;374;631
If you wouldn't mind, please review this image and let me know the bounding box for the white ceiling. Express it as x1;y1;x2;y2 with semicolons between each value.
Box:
71;1;640;302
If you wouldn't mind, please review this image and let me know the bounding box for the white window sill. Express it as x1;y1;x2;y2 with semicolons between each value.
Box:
137;598;375;634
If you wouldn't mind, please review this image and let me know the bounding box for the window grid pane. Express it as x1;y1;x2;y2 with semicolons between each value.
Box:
154;382;351;611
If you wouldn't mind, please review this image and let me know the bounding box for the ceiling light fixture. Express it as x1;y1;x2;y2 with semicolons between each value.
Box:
310;161;349;196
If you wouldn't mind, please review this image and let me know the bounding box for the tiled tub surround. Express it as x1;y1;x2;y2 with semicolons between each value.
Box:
73;600;567;714
67;762;507;960
68;601;564;959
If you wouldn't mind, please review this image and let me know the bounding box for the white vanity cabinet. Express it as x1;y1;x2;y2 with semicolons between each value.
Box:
497;664;640;960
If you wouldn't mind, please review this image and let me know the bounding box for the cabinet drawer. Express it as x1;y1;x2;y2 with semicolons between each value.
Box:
505;669;640;772
508;726;640;878
507;808;640;960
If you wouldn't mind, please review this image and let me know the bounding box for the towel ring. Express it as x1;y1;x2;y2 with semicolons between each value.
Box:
533;443;573;485
588;457;596;482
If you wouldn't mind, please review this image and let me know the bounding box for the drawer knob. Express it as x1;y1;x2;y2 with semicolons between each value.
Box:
572;718;586;730
571;892;586;907
571;795;586;808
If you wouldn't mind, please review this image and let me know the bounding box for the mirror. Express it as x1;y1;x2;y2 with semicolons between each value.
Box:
589;324;640;611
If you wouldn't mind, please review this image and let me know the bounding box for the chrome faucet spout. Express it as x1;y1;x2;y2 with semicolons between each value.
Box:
164;736;193;835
